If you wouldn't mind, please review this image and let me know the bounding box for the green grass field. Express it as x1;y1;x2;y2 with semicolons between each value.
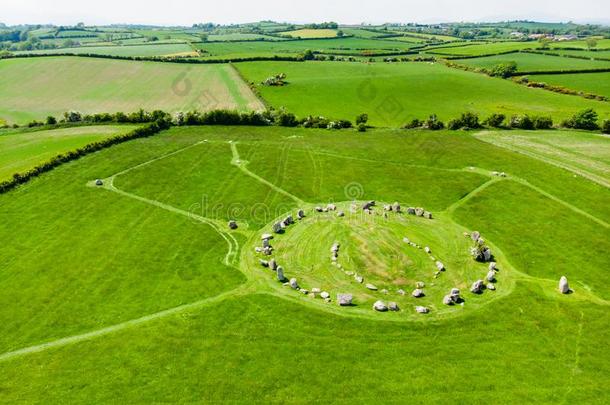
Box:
521;72;610;97
0;125;136;181
194;37;416;59
13;43;196;57
0;57;264;124
426;41;537;56
0;125;607;402
454;52;610;72
236;61;610;126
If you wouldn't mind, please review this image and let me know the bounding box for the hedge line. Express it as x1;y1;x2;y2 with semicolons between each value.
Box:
514;67;610;76
0;120;169;195
522;49;610;62
0;52;306;64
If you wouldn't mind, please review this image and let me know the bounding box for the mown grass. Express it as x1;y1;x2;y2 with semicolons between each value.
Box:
13;43;195;57
236;61;610;126
0;125;607;402
0;125;136;181
522;72;610;97
454;52;610;72
0;288;606;403
0;57;263;124
279;29;339;38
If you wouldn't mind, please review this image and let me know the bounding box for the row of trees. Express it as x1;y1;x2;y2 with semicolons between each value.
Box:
402;109;608;133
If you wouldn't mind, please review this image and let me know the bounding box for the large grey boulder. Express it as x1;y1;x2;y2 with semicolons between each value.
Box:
559;276;570;294
412;289;425;298
276;266;285;282
95;179;104;186
486;269;496;282
482;248;492;262
338;294;353;306
407;207;416;215
373;301;388;312
415;306;429;314
272;222;283;233
289;278;299;290
470;280;485;294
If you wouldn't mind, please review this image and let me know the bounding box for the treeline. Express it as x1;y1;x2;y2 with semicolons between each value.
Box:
0;120;170;195
403;109;610;133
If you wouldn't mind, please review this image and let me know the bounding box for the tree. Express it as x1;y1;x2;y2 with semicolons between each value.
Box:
45;116;57;125
586;38;598;50
302;49;315;60
562;109;599;130
483;113;506;128
602;120;610;134
337;30;344;37
538;37;551;49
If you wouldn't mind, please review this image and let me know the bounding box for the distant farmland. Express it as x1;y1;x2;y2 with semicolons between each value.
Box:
237;60;610;126
0;57;264;124
13;43;197;57
454;52;610;72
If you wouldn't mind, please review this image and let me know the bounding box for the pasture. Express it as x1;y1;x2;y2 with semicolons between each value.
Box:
0;125;136;181
454;52;610;72
522;72;610;97
237;60;610;126
0;125;607;402
0;57;264;124
425;41;537;56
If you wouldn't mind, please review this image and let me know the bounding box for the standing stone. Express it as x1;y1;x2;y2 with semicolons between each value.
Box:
338;294;353;306
443;295;454;305
383;204;392;212
373;301;388;312
407;207;416;215
471;231;481;242
487;284;496;291
424;247;431;254
388;302;399;311
435;261;445;271
415;306;430;314
397;289;406;296
289;278;299;290
450;288;461;302
315;206;323;212
415;208;425;217
412;289;425;298
259;259;269;268
392;202;401;213
489;262;497;271
311;288;321;294
327;204;337;211
261;233;273;241
559;276;570;294
423;211;432;219
403;237;410;244
337;211;345;217
470;280;485;294
228;220;238;230
95;179;104;186
482;248;492;262
262;238;270;248
269;259;277;271
272;222;283;233
354;275;364;284
276;266;285;282
285;215;294;225
366;283;378;291
416;281;425;289
321;291;330;299
486;269;496;282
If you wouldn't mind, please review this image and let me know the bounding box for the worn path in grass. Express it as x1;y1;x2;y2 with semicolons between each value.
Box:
1;137;607;363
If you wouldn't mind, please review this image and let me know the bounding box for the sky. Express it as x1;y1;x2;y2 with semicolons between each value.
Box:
2;0;609;26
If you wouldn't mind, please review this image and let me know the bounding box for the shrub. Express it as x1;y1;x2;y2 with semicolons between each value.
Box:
561;109;599;130
448;112;481;130
45;116;57;125
356;113;369;125
276;111;298;127
532;116;553;130
27;120;43;128
357;123;367;132
483;113;506;128
509;115;534;130
403;119;423;129
63;111;82;123
424;114;445;130
489;62;518;78
262;73;287;86
302;115;330;129
602;120;610;134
